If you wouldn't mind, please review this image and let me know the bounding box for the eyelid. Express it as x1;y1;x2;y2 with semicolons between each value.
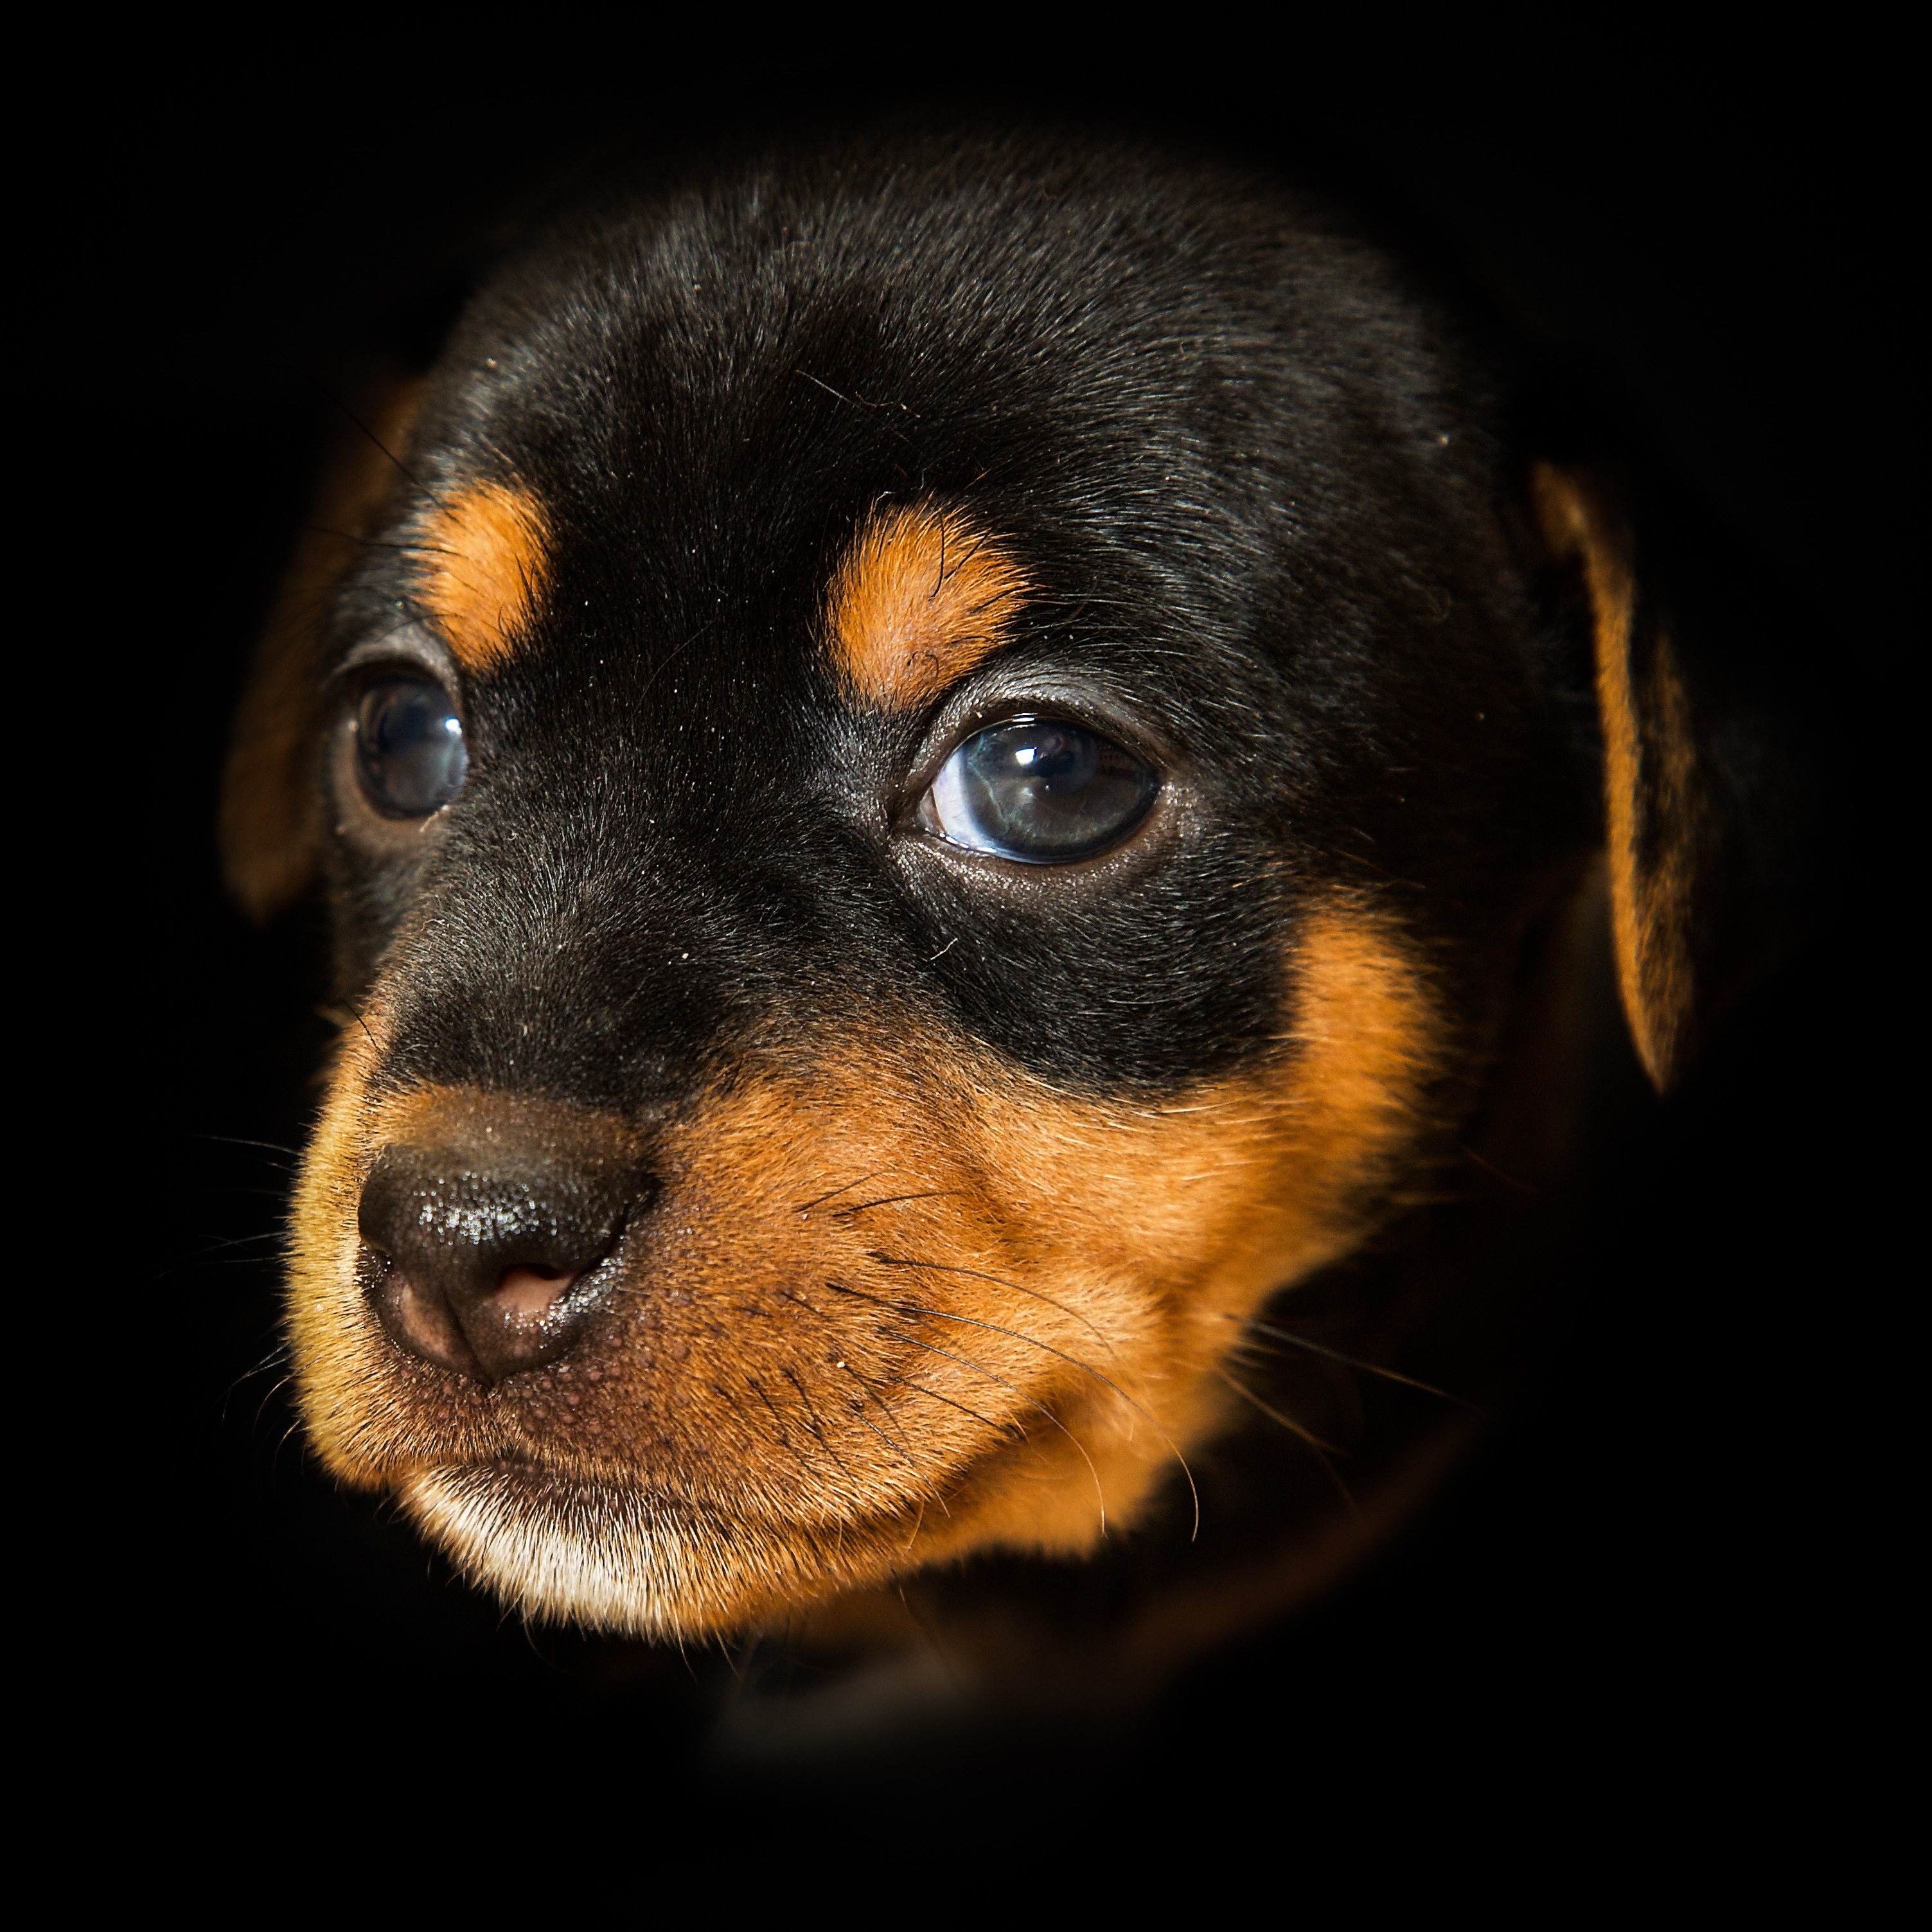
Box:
332;623;465;696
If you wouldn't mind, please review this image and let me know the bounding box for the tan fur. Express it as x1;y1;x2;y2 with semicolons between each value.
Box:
1530;463;1701;1090
416;480;551;674
286;903;1443;1638
828;501;1030;711
220;374;425;921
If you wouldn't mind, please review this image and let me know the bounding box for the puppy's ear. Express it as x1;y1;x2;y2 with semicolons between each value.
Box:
1530;462;1798;1093
220;373;424;922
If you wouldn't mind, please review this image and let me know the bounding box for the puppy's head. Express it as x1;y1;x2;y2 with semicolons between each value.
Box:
223;137;1727;1638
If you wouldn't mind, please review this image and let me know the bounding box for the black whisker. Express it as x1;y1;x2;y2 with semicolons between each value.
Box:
328;390;423;490
193;1133;303;1164
1218;1368;1363;1523
835;1360;928;1471
1236;1316;1475;1409
778;1365;858;1482
880;1327;1107;1530
865;1252;1113;1351
222;1341;292;1398
839;1390;928;1482
742;1376;818;1478
833;1279;1200;1538
1217;1368;1346;1457
1456;1142;1538;1194
186;1230;288;1257
878;1370;1015;1452
794;1171;889;1216
830;1190;964;1219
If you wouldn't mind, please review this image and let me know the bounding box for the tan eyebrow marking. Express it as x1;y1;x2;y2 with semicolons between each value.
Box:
416;480;551;673
828;502;1030;712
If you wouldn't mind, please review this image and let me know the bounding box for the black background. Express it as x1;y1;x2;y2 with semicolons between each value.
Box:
70;21;1902;1852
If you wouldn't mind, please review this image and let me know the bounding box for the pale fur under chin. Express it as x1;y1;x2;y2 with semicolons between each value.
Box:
403;1462;953;1637
403;1466;736;1638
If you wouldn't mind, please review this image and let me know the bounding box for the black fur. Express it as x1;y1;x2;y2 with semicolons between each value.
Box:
325;132;1595;1117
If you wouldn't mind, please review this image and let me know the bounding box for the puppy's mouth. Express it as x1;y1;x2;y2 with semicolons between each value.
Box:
404;1451;625;1512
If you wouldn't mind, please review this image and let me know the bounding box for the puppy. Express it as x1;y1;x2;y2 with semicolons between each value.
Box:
221;129;1782;1710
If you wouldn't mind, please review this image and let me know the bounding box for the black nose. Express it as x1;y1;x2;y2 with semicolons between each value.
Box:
357;1112;650;1383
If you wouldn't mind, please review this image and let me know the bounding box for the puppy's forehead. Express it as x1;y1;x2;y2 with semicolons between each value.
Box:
413;481;1028;720
310;148;1587;1102
386;155;1474;707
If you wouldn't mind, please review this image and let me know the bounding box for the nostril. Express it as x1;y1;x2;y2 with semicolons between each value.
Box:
360;1242;484;1378
494;1264;578;1320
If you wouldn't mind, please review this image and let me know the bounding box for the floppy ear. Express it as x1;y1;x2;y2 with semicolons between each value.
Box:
1530;462;1795;1094
220;372;425;923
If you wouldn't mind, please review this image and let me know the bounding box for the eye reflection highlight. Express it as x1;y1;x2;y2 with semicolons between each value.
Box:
923;718;1158;862
355;678;469;817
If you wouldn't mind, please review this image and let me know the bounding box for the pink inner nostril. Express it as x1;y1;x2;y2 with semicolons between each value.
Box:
388;1273;474;1370
495;1264;577;1318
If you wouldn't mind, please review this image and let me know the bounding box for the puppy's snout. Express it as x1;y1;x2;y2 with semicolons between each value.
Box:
357;1120;650;1383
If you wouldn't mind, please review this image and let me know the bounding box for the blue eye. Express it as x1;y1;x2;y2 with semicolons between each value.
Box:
355;677;468;817
923;718;1158;862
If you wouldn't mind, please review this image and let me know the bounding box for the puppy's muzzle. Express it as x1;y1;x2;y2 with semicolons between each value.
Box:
357;1104;650;1383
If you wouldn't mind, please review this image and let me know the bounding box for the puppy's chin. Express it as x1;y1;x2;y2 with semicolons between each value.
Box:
400;1464;669;1634
398;1462;913;1638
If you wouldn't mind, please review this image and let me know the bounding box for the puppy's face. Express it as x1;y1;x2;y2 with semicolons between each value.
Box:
245;145;1594;1638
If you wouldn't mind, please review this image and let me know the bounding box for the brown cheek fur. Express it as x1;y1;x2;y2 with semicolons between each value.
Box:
1531;463;1700;1090
414;481;551;673
828;501;1030;711
286;904;1442;1638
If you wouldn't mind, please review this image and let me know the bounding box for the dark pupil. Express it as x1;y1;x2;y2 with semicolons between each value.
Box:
356;679;468;816
959;721;1156;858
